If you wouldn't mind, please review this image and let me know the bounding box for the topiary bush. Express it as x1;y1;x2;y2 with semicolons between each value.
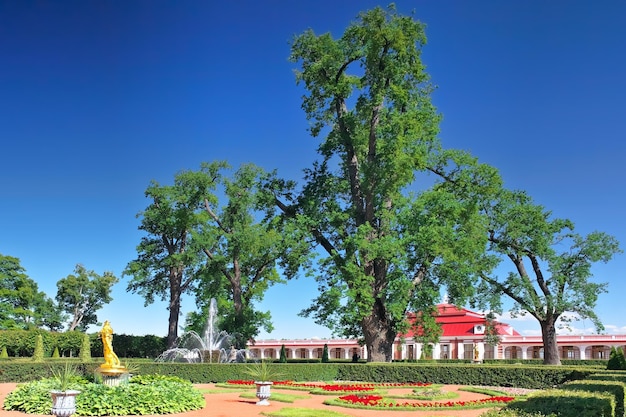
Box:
79;333;92;362
33;334;44;362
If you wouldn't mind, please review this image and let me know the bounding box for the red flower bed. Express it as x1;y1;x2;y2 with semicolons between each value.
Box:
226;380;430;392
337;394;515;409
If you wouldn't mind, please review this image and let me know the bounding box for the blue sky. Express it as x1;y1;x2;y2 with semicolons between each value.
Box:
1;0;624;340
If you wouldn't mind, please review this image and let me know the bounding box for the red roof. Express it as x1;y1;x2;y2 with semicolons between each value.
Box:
401;303;521;338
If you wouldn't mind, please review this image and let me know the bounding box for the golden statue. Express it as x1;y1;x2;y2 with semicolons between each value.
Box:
99;320;122;369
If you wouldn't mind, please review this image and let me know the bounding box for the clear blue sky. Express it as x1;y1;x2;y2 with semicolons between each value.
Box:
1;0;624;340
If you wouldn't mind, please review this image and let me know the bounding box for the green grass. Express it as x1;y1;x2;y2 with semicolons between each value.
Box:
239;391;311;403
261;408;351;417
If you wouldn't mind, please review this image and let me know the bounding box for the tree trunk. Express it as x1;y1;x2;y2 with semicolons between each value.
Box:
167;268;182;349
540;318;561;365
362;299;396;362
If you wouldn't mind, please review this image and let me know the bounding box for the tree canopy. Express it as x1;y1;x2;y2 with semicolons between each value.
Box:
186;162;298;348
0;253;64;331
478;189;622;364
126;161;295;349
271;5;500;361
124;164;220;347
56;264;119;331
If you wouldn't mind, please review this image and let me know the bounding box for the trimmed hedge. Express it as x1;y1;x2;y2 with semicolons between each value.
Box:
561;379;625;417
507;389;615;417
0;361;594;388
335;363;594;389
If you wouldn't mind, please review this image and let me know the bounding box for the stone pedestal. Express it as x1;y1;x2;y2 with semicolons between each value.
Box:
96;366;129;387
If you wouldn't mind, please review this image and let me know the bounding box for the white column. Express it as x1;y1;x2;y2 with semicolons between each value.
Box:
579;345;589;360
308;348;314;359
415;343;422;360
433;343;441;360
344;348;350;359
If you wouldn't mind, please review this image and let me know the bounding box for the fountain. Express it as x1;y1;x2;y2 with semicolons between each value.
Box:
156;298;251;363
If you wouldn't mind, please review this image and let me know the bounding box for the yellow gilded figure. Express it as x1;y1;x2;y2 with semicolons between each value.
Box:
100;320;122;369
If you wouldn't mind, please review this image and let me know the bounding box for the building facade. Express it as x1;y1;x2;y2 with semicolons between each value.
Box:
248;304;626;361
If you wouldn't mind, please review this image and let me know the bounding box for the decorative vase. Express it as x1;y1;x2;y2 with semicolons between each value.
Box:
50;390;80;417
254;381;273;406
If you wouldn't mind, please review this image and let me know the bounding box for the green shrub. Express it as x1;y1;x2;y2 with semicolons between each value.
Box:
587;372;626;384
608;347;624;370
322;344;329;363
506;389;615;417
79;333;92;362
0;346;8;359
4;374;204;416
561;379;625;417
33;334;44;362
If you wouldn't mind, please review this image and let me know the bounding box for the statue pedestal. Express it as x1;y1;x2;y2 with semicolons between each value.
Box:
96;366;129;387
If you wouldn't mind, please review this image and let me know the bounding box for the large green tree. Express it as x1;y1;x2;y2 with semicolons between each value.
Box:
187;163;298;348
0;253;64;330
56;264;119;331
124;164;222;348
478;190;621;365
274;6;499;362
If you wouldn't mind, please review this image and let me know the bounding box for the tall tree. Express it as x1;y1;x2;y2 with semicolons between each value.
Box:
56;264;119;331
275;6;499;361
124;163;224;348
478;190;621;365
0;253;64;330
189;163;296;349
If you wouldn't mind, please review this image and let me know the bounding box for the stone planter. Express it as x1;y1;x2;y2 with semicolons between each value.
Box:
50;390;80;417
254;381;273;406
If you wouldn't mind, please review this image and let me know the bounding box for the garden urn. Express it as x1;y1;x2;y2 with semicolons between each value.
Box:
50;390;80;417
254;381;273;406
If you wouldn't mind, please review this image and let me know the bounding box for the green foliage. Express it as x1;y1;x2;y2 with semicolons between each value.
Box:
0;345;8;358
0;329;86;357
50;361;81;391
0;253;65;331
279;3;502;363
481;410;557;417
125;161;292;349
52;346;60;358
561;379;625;417
4;374;204;416
506;389;615;417
124;165;221;348
587;372;626;384
79;332;92;361
189;162;299;349
55;264;119;331
33;333;44;362
607;346;626;370
279;344;287;363
244;360;285;382
90;333;167;359
0;361;599;389
263;408;349;417
322;344;329;363
478;189;622;364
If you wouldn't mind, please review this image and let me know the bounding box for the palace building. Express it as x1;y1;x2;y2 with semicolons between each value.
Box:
248;303;626;361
